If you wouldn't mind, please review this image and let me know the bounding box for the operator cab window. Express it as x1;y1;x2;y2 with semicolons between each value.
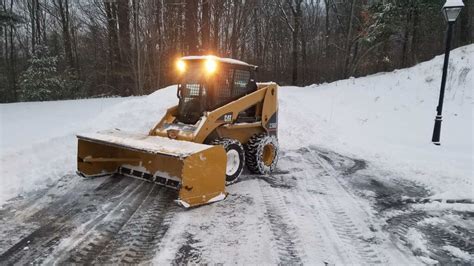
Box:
233;69;258;122
233;69;255;97
213;68;234;108
178;67;206;124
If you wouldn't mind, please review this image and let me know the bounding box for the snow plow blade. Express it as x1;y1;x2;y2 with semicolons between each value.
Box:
77;129;227;208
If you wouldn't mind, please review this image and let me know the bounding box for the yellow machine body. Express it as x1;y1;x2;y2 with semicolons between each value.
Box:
77;130;227;207
77;56;278;208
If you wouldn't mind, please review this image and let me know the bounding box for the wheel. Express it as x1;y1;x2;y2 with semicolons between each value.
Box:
211;138;245;185
245;133;279;174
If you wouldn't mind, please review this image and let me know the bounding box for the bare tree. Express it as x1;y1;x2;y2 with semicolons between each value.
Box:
1;0;472;102
185;0;198;54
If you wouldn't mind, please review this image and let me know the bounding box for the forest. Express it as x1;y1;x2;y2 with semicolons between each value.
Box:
0;0;472;102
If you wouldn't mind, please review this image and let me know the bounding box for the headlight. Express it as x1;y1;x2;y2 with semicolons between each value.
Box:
176;60;186;73
205;58;217;74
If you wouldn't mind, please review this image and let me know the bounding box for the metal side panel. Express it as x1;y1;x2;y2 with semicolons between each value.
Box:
77;137;185;180
178;145;227;207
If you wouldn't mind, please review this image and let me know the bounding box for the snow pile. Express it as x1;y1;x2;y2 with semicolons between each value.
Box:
0;88;176;204
406;228;430;256
79;129;210;157
442;245;472;262
405;228;443;265
0;44;472;205
0;97;133;153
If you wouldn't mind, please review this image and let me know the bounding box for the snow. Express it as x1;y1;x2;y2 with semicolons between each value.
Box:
181;55;257;68
413;201;474;213
0;44;473;207
206;192;227;203
279;44;473;200
443;0;465;9
406;228;430;256
442;245;472;261
0;97;133;152
418;256;439;265
78;129;211;157
0;90;174;204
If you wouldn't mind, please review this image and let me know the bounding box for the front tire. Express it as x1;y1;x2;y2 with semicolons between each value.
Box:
211;138;245;185
245;133;279;174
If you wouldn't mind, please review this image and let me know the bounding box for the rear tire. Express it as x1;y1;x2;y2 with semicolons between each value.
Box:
245;133;279;174
211;138;245;185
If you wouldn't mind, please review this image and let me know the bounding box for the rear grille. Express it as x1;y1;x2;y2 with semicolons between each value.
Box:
118;167;181;189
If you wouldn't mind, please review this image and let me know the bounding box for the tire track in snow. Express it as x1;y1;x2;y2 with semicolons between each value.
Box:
168;204;220;265
257;179;303;264
0;175;137;264
52;180;152;264
172;232;203;264
93;186;178;264
0;174;123;253
302;147;386;264
163;185;267;264
289;152;355;264
386;211;474;264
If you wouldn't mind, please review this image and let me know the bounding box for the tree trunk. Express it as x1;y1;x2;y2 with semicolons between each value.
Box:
343;0;357;78
290;0;303;85
459;0;472;45
105;1;119;91
185;0;198;54
9;21;16;101
152;0;162;90
301;24;307;84
57;0;74;70
35;0;41;46
324;0;329;56
132;0;141;95
117;0;133;95
118;0;131;63
253;5;261;65
212;1;222;53
30;0;36;53
201;0;210;52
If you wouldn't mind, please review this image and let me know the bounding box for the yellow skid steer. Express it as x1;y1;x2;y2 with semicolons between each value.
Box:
77;56;279;208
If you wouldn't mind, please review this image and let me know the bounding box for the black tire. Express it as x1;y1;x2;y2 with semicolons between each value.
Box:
211;138;245;185
245;133;279;174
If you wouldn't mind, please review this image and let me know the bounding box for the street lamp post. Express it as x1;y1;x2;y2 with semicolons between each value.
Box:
432;0;464;145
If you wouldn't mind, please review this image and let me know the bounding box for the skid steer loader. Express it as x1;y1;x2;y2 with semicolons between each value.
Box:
77;55;279;208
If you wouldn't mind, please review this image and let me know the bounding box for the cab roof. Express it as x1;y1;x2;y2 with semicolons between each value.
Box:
181;55;258;70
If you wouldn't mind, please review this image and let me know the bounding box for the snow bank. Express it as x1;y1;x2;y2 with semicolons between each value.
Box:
0;97;133;152
0;87;176;204
0;45;472;205
279;44;473;200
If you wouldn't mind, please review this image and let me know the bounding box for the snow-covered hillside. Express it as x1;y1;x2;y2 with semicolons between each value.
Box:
280;45;473;200
1;45;472;205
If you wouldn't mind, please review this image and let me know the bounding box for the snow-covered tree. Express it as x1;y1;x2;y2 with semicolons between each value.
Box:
19;46;63;101
18;45;84;101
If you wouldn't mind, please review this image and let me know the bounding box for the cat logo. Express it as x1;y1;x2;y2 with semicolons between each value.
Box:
223;114;232;122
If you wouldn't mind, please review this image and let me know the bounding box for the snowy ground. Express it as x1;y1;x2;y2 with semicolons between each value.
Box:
279;45;473;201
0;45;472;264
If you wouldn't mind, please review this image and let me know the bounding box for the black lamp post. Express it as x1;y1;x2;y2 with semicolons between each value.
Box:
432;0;464;145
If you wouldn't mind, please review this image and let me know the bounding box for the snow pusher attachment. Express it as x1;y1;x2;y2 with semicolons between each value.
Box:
77;130;227;208
77;55;279;208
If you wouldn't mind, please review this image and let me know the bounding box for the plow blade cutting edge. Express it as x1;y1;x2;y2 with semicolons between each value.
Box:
77;129;227;208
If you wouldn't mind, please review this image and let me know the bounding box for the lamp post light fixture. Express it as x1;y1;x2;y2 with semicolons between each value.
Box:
432;0;464;145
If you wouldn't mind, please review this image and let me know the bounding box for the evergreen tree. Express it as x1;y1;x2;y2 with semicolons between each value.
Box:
19;46;63;101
